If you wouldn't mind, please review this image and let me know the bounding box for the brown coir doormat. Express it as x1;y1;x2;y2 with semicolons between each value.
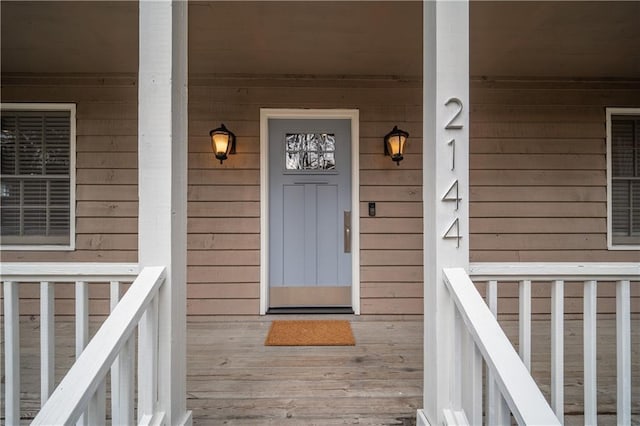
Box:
265;320;355;346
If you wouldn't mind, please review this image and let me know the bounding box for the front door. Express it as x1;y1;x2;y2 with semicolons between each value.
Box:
269;118;352;308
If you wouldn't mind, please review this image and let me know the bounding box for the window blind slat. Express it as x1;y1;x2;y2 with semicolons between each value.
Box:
0;207;20;235
612;120;634;177
1;116;17;175
44;114;70;174
632;183;640;236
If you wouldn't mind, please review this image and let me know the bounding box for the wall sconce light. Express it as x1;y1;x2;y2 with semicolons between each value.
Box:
209;123;236;164
384;126;409;166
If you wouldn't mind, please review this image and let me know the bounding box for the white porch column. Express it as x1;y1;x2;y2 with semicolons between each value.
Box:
138;1;191;425
419;1;469;425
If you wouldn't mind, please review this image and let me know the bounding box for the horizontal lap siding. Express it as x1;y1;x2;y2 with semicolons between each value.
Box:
0;79;139;269
0;78;139;316
188;79;424;315
470;80;640;263
470;80;640;317
4;76;637;317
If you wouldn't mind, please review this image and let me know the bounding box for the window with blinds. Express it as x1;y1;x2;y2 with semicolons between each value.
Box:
608;110;640;247
1;105;75;248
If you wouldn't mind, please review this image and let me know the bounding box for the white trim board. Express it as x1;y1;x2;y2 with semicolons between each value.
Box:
259;109;361;315
606;107;640;251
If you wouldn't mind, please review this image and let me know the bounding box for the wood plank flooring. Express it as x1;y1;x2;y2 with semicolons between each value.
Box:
187;315;422;425
3;314;639;425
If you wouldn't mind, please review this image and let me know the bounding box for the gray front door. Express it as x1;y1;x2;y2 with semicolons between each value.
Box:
269;118;352;308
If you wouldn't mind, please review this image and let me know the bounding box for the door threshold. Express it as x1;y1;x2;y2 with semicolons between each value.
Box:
267;307;354;315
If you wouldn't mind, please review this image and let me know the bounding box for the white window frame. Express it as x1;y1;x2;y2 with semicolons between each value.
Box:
606;107;640;250
1;103;76;251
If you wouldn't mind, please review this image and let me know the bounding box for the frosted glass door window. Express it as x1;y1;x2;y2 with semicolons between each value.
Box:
285;133;336;170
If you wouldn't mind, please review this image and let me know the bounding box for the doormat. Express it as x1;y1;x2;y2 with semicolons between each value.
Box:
265;320;355;346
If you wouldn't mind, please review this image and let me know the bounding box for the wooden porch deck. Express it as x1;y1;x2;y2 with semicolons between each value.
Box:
6;314;640;425
187;315;422;425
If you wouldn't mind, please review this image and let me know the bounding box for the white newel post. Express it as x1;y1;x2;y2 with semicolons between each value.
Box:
419;1;469;425
138;1;191;425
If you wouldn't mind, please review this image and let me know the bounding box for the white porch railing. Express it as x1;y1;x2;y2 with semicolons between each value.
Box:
438;267;561;426
0;263;167;425
469;262;639;425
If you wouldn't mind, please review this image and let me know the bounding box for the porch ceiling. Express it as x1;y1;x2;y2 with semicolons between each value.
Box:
1;1;638;79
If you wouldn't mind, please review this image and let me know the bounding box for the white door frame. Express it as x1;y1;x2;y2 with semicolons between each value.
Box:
259;109;360;315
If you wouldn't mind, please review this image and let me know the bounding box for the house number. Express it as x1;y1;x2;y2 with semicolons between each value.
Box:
442;180;461;211
442;97;464;247
444;98;464;130
447;139;455;171
443;218;462;248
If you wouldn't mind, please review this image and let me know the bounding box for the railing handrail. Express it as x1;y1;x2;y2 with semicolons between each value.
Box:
0;262;140;282
469;262;640;281
31;266;166;425
444;267;561;426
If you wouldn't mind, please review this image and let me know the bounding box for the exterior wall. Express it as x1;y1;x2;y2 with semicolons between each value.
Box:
188;77;424;315
0;75;425;315
470;79;640;316
0;75;138;316
1;76;139;263
470;79;640;262
2;76;637;316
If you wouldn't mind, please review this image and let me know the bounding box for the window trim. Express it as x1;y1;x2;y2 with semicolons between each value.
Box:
1;103;76;251
606;107;640;250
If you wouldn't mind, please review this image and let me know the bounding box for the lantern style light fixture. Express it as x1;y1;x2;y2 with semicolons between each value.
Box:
209;123;236;164
384;125;409;166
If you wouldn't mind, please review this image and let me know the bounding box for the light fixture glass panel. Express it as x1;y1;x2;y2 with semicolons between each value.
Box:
212;133;229;155
387;135;406;156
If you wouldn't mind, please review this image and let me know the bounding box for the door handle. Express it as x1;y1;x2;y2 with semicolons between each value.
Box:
344;211;351;253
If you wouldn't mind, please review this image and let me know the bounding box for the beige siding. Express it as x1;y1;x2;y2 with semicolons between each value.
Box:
2;76;638;317
469;79;640;263
1;76;138;266
187;77;424;315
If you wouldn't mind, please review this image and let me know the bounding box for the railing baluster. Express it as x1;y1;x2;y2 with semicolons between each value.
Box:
551;279;564;423
88;379;106;425
110;280;121;310
453;311;463;409
583;280;597;426
495;390;511;425
462;328;482;425
486;280;498;316
76;280;89;426
121;335;136;424
519;280;532;371
110;281;136;425
40;281;55;405
485;280;500;425
4;281;20;425
75;280;89;356
616;279;631;425
1;279;2;424
138;294;159;423
110;281;122;423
